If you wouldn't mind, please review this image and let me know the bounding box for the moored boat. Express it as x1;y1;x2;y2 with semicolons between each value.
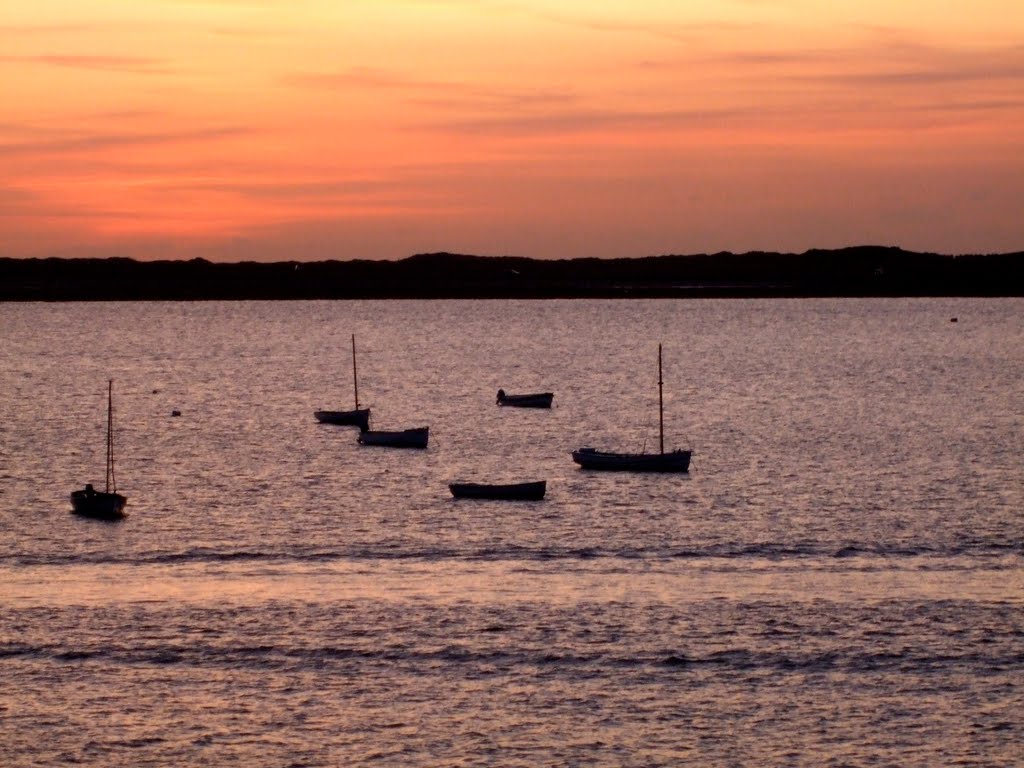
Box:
315;334;370;428
314;408;370;429
571;447;690;472
572;344;691;474
357;426;429;449
71;483;127;519
71;380;128;519
449;480;546;500
496;389;553;408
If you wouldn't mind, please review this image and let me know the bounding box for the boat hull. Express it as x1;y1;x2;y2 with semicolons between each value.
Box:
357;427;429;449
314;408;370;429
496;391;553;408
449;481;546;500
572;447;691;473
70;489;127;519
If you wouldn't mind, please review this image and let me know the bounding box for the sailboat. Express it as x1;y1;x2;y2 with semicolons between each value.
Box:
71;380;128;519
314;334;370;430
572;344;691;472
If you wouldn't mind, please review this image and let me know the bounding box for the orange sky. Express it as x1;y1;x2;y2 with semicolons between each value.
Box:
3;1;1023;260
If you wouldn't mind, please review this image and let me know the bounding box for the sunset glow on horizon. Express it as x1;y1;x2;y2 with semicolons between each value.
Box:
3;0;1023;261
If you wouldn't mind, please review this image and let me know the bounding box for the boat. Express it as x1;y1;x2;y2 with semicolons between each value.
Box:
571;447;690;472
357;426;429;449
71;380;128;519
314;334;370;429
572;344;691;473
315;408;369;429
496;389;553;408
449;480;546;500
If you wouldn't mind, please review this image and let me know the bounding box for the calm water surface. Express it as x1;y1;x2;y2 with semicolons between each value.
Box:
1;299;1022;766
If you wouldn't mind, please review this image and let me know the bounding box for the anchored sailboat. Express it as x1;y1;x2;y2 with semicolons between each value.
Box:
315;334;370;430
71;380;128;519
572;344;691;472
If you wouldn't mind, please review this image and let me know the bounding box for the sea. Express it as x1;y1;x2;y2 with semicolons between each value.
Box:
1;298;1021;767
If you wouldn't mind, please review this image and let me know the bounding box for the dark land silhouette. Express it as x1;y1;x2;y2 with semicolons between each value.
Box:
1;246;1021;300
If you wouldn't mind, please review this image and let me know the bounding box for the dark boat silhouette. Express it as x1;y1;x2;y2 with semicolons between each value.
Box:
572;344;691;473
314;334;370;429
449;480;546;500
358;426;429;449
496;389;553;408
71;380;127;519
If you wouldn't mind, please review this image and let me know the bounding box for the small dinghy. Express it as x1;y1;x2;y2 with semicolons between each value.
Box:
496;390;553;408
449;480;546;500
357;426;429;449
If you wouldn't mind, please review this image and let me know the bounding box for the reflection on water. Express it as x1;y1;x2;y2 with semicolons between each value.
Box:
1;298;1021;766
3;556;1022;608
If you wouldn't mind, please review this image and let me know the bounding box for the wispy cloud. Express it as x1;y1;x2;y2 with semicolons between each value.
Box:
401;0;758;42
524;8;755;42
284;66;456;92
157;177;395;200
705;40;1024;87
628;39;1024;128
423;106;752;137
159;0;298;5
803;62;1024;88
0;126;250;157
417;93;1024;140
286;65;578;111
0;24;90;35
0;186;38;210
0;54;172;74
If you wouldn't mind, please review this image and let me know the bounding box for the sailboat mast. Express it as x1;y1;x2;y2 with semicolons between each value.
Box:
106;379;116;493
658;344;664;455
351;334;360;410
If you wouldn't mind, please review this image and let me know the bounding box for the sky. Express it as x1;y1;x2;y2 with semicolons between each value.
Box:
3;1;1023;261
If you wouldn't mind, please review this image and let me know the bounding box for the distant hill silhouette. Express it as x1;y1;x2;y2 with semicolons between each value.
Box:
1;247;1021;300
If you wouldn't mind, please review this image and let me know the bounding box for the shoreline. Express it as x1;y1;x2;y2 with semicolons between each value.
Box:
2;246;1021;300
